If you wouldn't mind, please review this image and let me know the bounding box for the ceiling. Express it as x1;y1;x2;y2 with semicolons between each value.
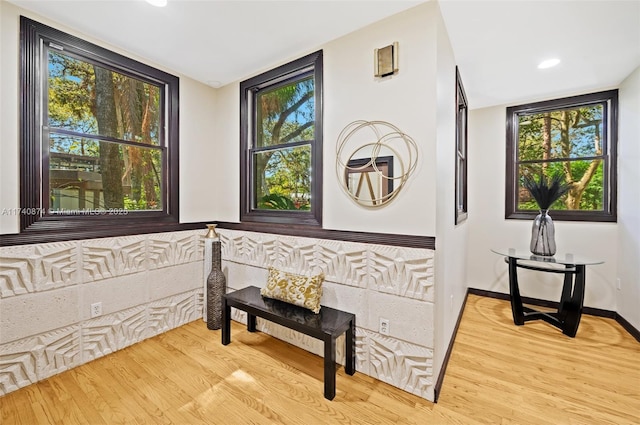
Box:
439;0;640;108
8;0;640;109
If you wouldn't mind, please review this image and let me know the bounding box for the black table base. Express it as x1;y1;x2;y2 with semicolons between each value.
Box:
507;257;586;337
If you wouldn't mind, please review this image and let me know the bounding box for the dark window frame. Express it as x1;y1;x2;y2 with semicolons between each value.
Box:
455;67;468;225
17;16;180;241
240;50;323;227
505;90;618;222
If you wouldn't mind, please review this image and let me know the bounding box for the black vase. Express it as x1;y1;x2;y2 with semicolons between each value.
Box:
207;240;226;330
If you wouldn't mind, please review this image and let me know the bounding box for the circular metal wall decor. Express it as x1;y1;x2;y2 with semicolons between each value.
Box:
336;120;418;208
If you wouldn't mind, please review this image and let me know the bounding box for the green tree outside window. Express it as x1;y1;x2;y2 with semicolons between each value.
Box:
506;90;617;222
240;50;323;226
47;50;163;212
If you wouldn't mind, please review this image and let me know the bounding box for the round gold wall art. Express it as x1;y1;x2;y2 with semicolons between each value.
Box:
336;120;418;207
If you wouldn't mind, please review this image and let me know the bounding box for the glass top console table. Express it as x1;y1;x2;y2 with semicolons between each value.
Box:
491;248;604;337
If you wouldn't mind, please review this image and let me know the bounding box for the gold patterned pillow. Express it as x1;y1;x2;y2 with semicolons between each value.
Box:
261;267;324;314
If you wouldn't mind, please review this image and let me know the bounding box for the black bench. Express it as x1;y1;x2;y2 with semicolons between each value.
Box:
222;286;356;400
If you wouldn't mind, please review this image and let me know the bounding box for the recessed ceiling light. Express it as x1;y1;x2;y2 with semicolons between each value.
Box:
538;58;560;69
146;0;167;7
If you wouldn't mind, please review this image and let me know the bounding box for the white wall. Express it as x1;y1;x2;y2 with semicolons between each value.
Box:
617;66;640;329
178;78;218;223
432;2;468;389
0;1;20;234
209;82;240;223
0;1;219;232
212;3;439;237
321;5;438;236
466;106;620;310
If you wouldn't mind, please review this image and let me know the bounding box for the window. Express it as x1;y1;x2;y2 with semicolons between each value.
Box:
455;67;468;224
505;90;617;222
19;17;179;236
240;51;323;226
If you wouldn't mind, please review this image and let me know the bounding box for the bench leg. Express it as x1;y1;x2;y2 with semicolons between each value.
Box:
222;299;231;345
345;318;355;376
247;314;256;332
324;335;336;400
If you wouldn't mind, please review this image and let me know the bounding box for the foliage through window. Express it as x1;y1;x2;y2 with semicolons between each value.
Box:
240;51;323;226
19;17;180;236
505;90;617;222
48;50;163;212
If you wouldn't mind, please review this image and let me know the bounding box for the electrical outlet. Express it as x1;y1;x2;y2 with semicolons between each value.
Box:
379;318;390;335
90;302;102;318
450;294;454;311
616;278;621;290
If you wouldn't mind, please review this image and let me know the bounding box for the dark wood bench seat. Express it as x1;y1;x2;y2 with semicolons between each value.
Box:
221;286;356;400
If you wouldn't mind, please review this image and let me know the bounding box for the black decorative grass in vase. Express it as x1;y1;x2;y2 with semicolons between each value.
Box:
522;173;570;210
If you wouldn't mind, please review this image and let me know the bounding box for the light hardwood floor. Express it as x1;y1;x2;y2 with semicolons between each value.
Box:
1;295;638;424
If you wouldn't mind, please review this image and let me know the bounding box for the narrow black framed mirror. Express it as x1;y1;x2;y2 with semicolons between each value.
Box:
345;156;394;207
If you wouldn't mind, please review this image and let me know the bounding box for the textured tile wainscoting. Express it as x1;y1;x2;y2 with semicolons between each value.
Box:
206;229;436;401
0;228;435;401
0;230;205;396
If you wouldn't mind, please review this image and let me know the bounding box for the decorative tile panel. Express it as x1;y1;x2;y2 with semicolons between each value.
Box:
194;232;206;262
369;246;435;301
0;230;437;402
0;242;79;298
354;327;369;376
230;309;365;370
315;240;368;287
367;331;433;399
230;308;247;324
273;236;317;272
243;233;278;268
0;348;36;396
0;326;80;396
0;288;79;345
195;288;205;320
82;236;146;282
231;308;356;368
219;230;244;262
147;231;199;269
259;320;325;357
37;327;82;380
147;290;197;337
82;307;147;362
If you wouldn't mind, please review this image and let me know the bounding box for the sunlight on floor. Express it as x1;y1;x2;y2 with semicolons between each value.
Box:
227;369;257;384
175;370;255;411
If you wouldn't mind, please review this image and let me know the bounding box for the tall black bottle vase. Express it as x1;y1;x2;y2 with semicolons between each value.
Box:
205;225;226;330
